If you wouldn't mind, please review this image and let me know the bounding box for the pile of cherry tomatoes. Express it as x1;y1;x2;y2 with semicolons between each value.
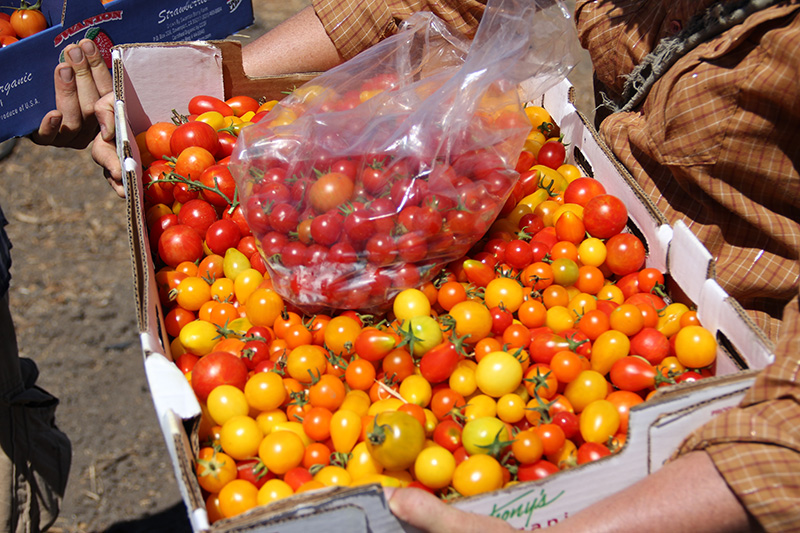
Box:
0;1;47;47
139;87;718;522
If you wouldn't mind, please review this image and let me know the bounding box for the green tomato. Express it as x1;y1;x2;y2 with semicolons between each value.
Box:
223;247;250;280
461;416;511;457
366;411;426;471
399;315;443;357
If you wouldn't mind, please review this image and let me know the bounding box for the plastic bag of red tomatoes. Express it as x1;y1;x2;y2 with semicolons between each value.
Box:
229;0;579;313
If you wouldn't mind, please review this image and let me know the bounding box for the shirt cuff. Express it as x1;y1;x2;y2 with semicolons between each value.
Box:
675;401;800;530
312;0;400;61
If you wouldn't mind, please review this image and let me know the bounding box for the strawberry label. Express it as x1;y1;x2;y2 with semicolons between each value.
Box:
85;27;113;69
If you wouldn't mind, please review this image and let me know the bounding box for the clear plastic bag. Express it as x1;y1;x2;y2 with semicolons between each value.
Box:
231;0;578;313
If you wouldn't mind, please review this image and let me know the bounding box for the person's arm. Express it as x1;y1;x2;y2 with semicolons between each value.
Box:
385;451;758;533
544;451;758;533
242;6;344;76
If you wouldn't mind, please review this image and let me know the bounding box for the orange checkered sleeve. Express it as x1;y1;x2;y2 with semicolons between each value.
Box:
576;0;800;529
311;0;485;60
677;293;800;531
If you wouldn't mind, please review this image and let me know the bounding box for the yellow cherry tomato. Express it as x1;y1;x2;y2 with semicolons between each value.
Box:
340;389;372;417
347;441;384;481
257;479;293;506
255;409;287;436
484;278;525;314
244;371;286;412
596;284;625;305
245;288;284;327
657;303;691;338
179;319;219;356
270;421;311;446
449;361;478;397
674;325;717;368
399;374;432;407
496;393;526;423
464;394;497;422
257;99;279;113
330;409;362;454
475;351;523;398
258;430;305;475
452;454;504;497
394;288;432;320
533;165;568;195
368;397;404;416
557;164;583;183
448;301;492;344
564;370;609;412
219;415;263;460
233;268;263;304
314;465;352;487
222;247;250;280
518;188;551;211
413;446;456;490
580;399;621;443
591;330;631;375
218;479;258;518
207;385;249;425
195;111;227;131
578;238;607;267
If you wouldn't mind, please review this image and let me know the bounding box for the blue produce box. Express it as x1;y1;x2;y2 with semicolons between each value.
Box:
0;0;253;142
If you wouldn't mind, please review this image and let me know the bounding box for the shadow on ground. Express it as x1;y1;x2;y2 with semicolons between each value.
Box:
103;502;192;533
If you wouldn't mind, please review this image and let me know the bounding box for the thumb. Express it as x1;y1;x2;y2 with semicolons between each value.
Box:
95;92;116;143
385;487;515;533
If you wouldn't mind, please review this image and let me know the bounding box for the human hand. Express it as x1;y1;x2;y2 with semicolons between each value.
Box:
91;92;124;198
383;487;517;533
31;39;113;149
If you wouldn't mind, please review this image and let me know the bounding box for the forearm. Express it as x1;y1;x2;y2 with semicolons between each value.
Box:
547;451;759;533
241;6;343;76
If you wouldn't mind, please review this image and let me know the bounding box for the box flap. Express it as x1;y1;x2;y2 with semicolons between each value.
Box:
144;352;201;420
647;372;756;468
119;42;226;134
667;220;713;304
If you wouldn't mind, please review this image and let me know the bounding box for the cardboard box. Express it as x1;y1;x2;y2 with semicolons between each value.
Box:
0;0;253;143
114;41;775;531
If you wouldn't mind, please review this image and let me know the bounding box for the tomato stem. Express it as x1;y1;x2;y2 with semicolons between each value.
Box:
475;428;515;459
367;423;389;447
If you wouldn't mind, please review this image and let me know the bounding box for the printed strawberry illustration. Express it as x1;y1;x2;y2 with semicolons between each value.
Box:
85;27;113;69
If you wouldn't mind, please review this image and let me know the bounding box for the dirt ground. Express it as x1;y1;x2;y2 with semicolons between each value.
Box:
0;3;592;532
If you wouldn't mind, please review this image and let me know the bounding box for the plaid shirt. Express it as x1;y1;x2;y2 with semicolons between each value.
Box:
576;1;800;530
312;0;485;60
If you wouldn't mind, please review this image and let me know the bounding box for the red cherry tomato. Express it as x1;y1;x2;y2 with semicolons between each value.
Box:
188;95;234;117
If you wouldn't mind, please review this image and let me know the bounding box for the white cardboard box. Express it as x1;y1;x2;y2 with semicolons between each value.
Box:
114;41;775;532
